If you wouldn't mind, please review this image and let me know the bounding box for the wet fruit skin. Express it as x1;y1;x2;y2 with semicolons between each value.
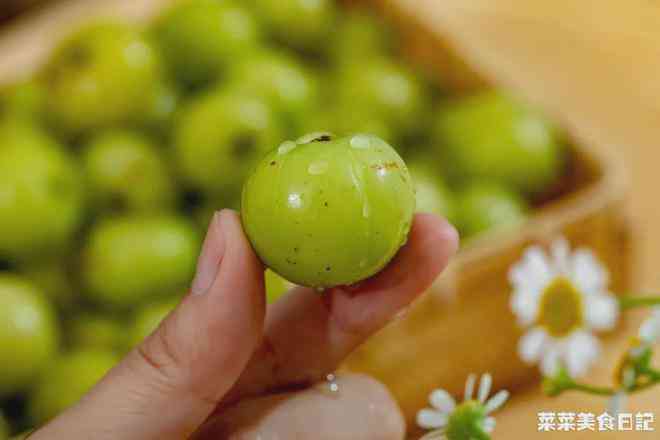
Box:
153;0;261;86
242;133;415;288
0;275;59;398
0;121;84;262
457;182;529;239
82;216;200;309
43;22;163;134
83;131;177;213
436;91;564;195
174;87;285;197
28;349;119;424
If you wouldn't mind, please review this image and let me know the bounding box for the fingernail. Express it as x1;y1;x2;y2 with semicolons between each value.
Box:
191;212;226;295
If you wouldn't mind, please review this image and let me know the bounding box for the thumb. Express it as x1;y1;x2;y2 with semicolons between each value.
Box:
32;210;265;440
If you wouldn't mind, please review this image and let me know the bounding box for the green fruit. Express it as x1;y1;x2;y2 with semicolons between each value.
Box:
335;58;427;137
408;161;457;224
83;131;176;213
28;349;118;424
242;133;415;288
251;0;336;52
0;80;45;120
330;10;395;66
82;216;200;309
304;108;395;145
0;120;84;261
265;269;291;303
174;88;285;196
21;260;76;310
228;50;319;133
43;22;163;134
437;91;564;194
145;81;180;134
129;299;178;348
153;0;261;85
457;182;529;238
0;275;59;397
68;314;126;353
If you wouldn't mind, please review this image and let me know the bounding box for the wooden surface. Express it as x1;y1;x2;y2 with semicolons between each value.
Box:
409;1;660;438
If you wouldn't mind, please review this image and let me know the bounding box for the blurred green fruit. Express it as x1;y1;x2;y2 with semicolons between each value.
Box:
82;216;200;309
437;91;564;194
0;121;84;261
251;0;336;52
242;133;415;288
265;269;291;303
129;299;178;348
330;10;394;66
304;108;395;145
407;161;457;224
145;81;180;134
0;80;45;120
153;0;261;85
68;314;126;353
43;22;163;134
21;260;75;310
28;349;118;424
83;131;176;213
457;182;529;238
336;58;427;137
174;88;285;196
0;275;59;397
229;50;319;134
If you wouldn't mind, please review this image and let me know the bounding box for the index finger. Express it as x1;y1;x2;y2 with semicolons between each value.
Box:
221;213;459;405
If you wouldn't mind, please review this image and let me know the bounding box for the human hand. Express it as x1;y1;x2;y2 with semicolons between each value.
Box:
30;210;458;440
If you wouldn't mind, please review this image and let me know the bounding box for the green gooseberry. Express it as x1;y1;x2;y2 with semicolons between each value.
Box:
28;349;119;424
303;107;395;146
153;0;261;86
335;58;428;138
330;9;396;66
83;130;177;213
407;161;457;225
228;50;319;134
128;299;179;348
43;22;163;134
174;87;285;197
265;269;292;304
251;0;336;53
68;314;127;354
0;120;84;262
0;79;45;121
145;81;180;135
436;91;564;195
20;260;76;311
242;133;415;288
0;275;59;398
82;216;200;309
457;182;529;239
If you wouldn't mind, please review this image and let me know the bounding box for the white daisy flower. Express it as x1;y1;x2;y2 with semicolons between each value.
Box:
639;307;660;344
417;373;509;440
509;238;619;378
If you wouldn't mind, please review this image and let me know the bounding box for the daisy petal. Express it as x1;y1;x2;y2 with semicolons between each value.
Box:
551;238;571;276
524;247;554;285
484;390;510;414
417;409;449;429
464;374;477;401
483;416;497;433
540;344;562;377
571;249;609;296
478;373;492;404
429;389;456;413
585;294;619;331
564;331;601;378
518;327;547;363
510;288;540;326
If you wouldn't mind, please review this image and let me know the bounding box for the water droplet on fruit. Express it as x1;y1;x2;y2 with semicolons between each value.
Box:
287;192;302;209
350;134;371;149
278;141;297;155
308;160;328;175
362;202;370;218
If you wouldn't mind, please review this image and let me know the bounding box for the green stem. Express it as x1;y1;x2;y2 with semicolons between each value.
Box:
618;296;660;310
570;383;616;396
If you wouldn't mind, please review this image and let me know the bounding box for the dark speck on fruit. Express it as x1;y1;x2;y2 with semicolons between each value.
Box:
270;160;277;166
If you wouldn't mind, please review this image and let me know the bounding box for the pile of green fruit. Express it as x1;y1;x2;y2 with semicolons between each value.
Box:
0;0;566;435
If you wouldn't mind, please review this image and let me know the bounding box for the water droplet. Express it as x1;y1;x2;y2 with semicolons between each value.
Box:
350;134;372;149
287;193;302;209
278;141;297;155
362;202;370;218
308;160;328;175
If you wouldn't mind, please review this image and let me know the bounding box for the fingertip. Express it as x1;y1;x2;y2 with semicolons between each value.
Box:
412;213;460;262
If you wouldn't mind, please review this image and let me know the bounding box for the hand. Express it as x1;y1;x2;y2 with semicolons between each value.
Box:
30;210;458;440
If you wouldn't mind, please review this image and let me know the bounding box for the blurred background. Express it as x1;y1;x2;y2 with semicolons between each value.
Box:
0;0;658;438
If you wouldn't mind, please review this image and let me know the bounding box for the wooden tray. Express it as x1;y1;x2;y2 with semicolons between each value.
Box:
0;0;631;434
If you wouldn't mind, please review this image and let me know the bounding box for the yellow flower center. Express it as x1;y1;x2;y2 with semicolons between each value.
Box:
537;277;584;338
